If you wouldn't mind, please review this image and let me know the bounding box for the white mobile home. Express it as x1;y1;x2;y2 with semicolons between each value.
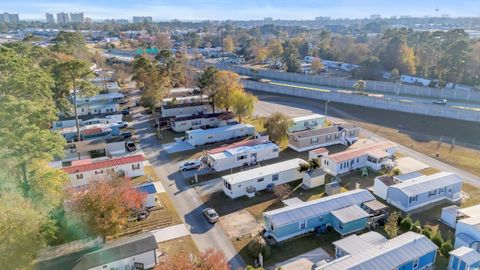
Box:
222;158;306;199
206;138;279;172
161;95;208;105
75;93;124;116
160;102;213;118
171;112;234;132
322;141;396;176
288;114;325;133
61;154;145;187
185;124;255;147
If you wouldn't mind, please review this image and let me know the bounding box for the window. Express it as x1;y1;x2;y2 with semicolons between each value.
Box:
439;187;446;193
257;178;264;182
311;137;319;144
326;135;332;141
237;155;247;161
334;133;339;139
357;158;359;163
272;174;279;182
224;181;231;190
76;174;83;179
338;222;343;230
132;163;140;170
428;190;437;197
340;163;343;169
299;220;307;230
273;148;278;152
409;195;418;203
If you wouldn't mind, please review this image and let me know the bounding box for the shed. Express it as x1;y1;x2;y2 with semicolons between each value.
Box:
325;182;341;196
302;169;326;189
449;246;480;270
441;205;460;228
136;183;158;208
282;197;304;207
308;147;329;159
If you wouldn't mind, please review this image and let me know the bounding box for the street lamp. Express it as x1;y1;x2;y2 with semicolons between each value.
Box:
324;100;330;119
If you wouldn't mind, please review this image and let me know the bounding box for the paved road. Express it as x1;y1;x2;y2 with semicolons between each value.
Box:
253;93;480;188
127;90;245;270
267;79;480;110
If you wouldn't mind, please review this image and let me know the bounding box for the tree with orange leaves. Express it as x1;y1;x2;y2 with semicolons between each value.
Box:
70;176;146;241
155;248;230;270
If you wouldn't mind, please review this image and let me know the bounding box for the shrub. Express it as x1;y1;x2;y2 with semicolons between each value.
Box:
431;230;444;248
441;239;453;258
412;220;422;233
421;226;432;239
247;236;271;259
400;215;413;231
392;167;401;176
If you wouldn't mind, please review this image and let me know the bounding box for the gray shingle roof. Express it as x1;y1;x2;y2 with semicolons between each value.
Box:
264;189;375;227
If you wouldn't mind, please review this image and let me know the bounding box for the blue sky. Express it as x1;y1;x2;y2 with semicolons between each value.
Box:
4;0;479;21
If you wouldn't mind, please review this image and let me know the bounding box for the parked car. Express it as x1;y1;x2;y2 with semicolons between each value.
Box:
179;160;202;171
116;121;128;128
203;208;219;223
432;98;448;105
122;109;130;115
120;131;132;139
125;141;137;152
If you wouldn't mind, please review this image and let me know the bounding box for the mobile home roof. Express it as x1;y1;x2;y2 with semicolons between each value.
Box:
186;123;254;137
390;172;462;197
264;189;375;227
222;158;306;185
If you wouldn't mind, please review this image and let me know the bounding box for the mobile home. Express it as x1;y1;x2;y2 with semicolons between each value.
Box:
263;189;376;242
161;95;208;105
160;102;213;118
322;141;396;176
374;172;463;212
449;246;480;270
171;112;234;132
222;158;306;199
288;114;326;133
317;231;438;270
206;137;279;172
288;123;360;152
184;123;255;147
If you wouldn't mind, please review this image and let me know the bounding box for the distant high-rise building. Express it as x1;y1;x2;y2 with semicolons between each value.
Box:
70;12;84;23
370;14;381;19
264;17;273;22
56;12;70;24
45;13;55;24
84;17;93;24
315;16;331;21
116;19;129;25
0;12;19;23
132;16;152;23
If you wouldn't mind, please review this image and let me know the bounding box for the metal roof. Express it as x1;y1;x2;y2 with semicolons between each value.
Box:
317;232;438;270
291;114;325;123
333;232;387;256
209;142;278;160
223;158;306;185
136;183;157;194
393;172;424;182
62;155;144;174
264;189;375;227
362;200;388;212
330;205;369;224
327;141;396;163
390;172;463;197
72;233;157;270
450;246;480;265
186;123;254;137
459;204;480;218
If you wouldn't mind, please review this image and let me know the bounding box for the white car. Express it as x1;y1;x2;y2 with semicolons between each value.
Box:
116;121;128;128
179;160;202;171
432;99;448;105
203;208;219;223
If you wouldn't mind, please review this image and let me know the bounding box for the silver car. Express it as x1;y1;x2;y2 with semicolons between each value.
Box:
203;208;219;223
179;160;202;171
432;99;448;105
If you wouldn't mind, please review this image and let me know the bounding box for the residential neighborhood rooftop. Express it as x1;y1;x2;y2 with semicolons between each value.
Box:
327;141;396;163
449;246;480;265
390;172;462;196
62;154;144;174
330;204;370;224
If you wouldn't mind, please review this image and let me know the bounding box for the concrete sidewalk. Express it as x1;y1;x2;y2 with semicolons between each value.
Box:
152;224;190;243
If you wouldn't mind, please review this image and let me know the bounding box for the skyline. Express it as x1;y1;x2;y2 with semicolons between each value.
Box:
2;0;480;21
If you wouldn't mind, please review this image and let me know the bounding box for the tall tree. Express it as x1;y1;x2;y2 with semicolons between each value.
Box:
51;31;89;60
57;60;98;141
282;40;301;73
197;66;219;104
223;35;235;52
267;39;284;68
211;70;244;112
231;92;257;123
263;112;293;144
310;58;324;74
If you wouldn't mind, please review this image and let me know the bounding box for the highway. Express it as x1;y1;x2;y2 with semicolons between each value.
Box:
265;79;480;111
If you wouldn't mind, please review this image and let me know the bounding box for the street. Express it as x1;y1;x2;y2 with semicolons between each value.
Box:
127;90;245;270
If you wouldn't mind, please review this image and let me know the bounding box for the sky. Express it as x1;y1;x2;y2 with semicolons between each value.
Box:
3;0;479;21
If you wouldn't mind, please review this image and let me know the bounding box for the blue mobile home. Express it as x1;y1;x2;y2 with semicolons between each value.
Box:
384;172;463;212
263;189;375;242
449;246;480;270
316;231;438;270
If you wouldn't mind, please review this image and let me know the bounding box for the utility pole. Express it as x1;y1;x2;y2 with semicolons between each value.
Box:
324;100;330;119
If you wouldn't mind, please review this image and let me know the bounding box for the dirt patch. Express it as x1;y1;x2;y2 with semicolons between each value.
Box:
219;210;263;239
